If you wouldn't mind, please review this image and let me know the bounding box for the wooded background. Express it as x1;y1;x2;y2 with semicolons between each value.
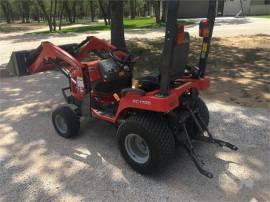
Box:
0;0;169;47
0;0;167;29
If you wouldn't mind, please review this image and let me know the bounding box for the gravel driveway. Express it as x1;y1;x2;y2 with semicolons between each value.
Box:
0;17;270;202
0;17;270;66
0;72;269;202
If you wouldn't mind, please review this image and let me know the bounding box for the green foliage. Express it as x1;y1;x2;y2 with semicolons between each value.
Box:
33;17;195;34
34;18;160;34
252;15;270;19
124;17;161;28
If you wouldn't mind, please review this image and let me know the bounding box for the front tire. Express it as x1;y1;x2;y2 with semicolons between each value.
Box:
52;106;80;138
117;113;175;174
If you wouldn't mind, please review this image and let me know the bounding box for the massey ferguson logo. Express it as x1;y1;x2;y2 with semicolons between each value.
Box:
132;99;151;105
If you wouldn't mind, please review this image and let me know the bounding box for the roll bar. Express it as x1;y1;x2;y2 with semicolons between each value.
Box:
160;0;179;96
159;0;217;96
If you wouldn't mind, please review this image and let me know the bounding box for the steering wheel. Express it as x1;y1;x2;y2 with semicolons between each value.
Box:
109;48;134;67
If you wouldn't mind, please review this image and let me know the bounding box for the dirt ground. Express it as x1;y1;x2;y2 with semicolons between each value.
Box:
0;71;269;202
0;22;46;33
0;19;269;202
1;34;269;108
129;35;270;108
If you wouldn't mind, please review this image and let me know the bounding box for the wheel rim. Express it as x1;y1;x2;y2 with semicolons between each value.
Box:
55;114;68;134
124;134;150;164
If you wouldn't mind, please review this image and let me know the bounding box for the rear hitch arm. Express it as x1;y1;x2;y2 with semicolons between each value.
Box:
187;107;238;151
182;124;214;178
173;104;238;178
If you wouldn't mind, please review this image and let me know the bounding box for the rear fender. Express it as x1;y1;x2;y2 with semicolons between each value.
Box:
114;77;210;121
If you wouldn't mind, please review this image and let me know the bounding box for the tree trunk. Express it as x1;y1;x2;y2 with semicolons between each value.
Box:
37;0;53;32
72;0;77;23
0;1;11;23
63;1;72;23
98;0;108;25
147;1;151;16
110;0;126;48
130;0;136;19
161;0;167;22
107;1;111;25
153;0;161;24
49;0;53;25
53;0;58;31
23;1;30;23
33;5;41;23
59;0;64;30
78;0;83;19
90;0;95;22
20;2;25;23
143;2;147;17
6;1;14;22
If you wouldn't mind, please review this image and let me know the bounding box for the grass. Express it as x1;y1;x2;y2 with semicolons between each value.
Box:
251;15;270;19
33;17;195;34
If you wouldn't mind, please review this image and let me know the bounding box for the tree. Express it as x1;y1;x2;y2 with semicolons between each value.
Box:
89;0;95;22
161;0;167;22
146;0;151;16
110;0;126;48
130;0;136;19
63;0;72;23
72;0;77;23
0;0;13;23
153;0;161;24
98;0;109;25
21;0;31;23
37;0;53;31
53;0;58;30
32;3;41;22
58;0;64;30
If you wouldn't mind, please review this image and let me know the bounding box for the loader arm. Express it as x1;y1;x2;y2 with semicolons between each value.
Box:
76;36;127;61
29;41;83;75
76;36;115;61
6;36;125;76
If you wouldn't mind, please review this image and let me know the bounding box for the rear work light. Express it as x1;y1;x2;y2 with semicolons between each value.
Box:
176;24;184;44
199;19;209;38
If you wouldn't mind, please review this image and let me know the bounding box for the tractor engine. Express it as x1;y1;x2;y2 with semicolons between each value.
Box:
87;58;132;109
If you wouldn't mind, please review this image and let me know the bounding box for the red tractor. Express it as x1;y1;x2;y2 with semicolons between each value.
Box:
6;0;237;178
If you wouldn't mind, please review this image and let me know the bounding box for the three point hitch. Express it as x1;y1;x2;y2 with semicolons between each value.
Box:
178;107;238;178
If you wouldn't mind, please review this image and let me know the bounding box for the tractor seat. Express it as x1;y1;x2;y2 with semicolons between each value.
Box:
120;73;160;97
137;72;160;92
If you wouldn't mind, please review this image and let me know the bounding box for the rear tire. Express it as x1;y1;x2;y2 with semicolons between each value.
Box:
52;106;80;138
117;113;175;174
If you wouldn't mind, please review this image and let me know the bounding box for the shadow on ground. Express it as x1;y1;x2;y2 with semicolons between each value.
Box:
0;28;165;43
0;33;269;201
128;35;270;108
0;22;44;33
0;32;79;43
0;70;269;201
214;18;252;26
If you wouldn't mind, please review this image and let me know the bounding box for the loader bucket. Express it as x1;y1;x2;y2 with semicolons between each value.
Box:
5;43;78;76
6;50;32;76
